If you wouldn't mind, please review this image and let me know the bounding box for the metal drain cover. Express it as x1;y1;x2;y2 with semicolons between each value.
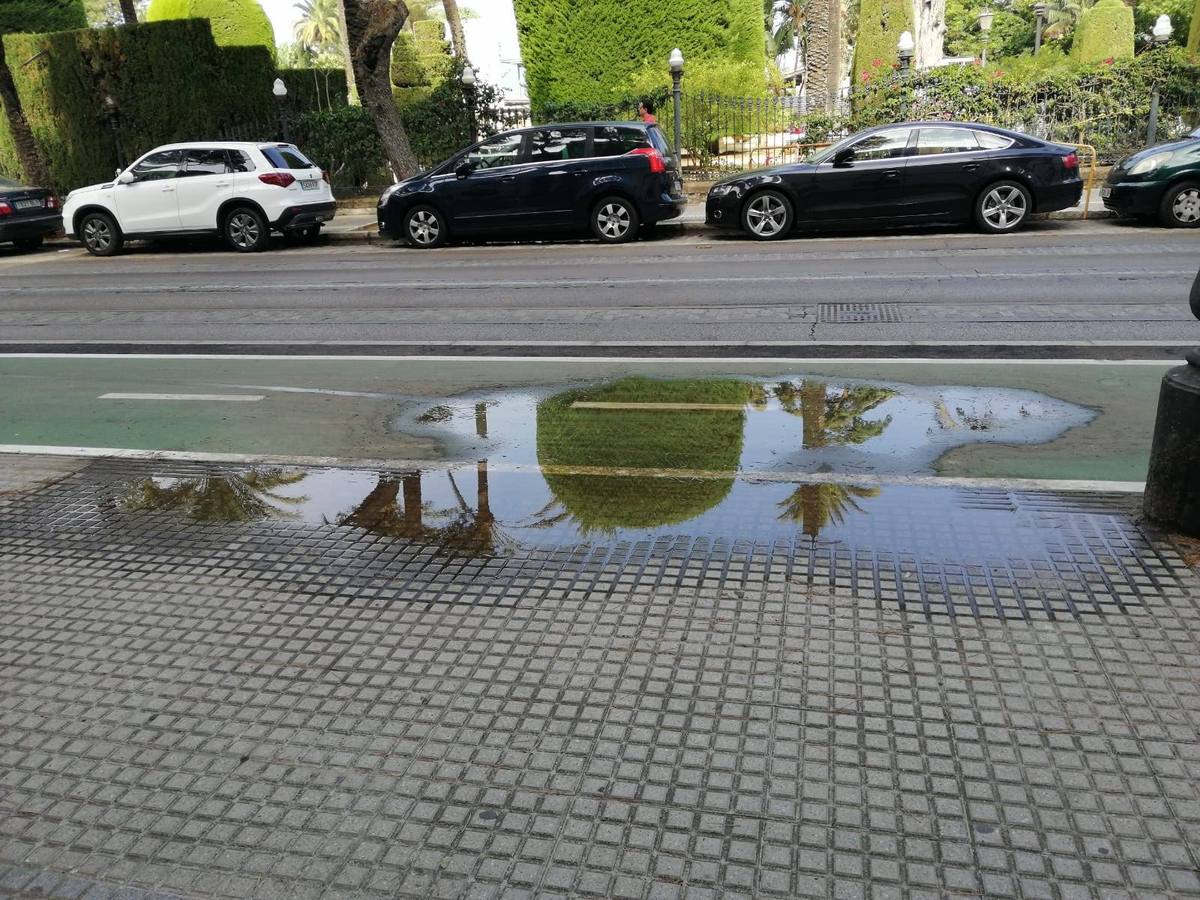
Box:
818;302;901;323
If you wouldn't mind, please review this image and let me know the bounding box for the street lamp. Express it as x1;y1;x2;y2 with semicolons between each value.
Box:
1151;13;1174;44
1146;15;1173;143
102;94;125;173
461;64;478;142
272;77;289;143
1032;1;1046;53
897;30;915;73
669;48;684;176
978;7;994;65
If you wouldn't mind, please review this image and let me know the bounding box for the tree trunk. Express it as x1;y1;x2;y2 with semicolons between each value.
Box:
442;0;467;58
912;0;947;68
0;42;49;186
336;0;359;104
826;0;843;101
342;0;419;178
804;1;832;111
119;0;138;23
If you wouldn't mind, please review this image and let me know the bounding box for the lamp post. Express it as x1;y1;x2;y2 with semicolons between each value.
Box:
1147;14;1173;144
272;78;289;143
1033;1;1046;53
669;48;684;176
978;8;994;65
462;64;478;143
102;94;124;173
897;30;915;74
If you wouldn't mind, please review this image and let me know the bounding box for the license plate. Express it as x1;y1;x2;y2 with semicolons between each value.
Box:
14;198;41;210
300;180;319;191
1101;186;1112;199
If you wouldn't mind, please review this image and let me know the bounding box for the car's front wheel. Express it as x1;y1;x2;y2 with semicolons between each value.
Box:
79;212;124;257
975;181;1031;233
1159;181;1200;228
741;190;793;240
12;236;44;252
404;205;448;249
224;207;270;252
591;197;639;243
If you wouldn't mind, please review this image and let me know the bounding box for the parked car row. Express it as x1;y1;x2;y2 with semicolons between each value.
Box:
3;121;1197;257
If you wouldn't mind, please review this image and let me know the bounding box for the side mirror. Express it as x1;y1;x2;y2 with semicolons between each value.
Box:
455;160;474;180
833;148;854;167
117;170;135;184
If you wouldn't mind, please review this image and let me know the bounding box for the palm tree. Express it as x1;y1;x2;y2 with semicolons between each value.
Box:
0;45;48;186
294;0;343;53
120;469;307;523
442;0;467;58
340;472;433;539
778;483;881;537
1042;0;1092;40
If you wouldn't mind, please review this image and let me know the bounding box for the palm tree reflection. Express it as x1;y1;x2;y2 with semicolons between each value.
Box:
120;469;307;523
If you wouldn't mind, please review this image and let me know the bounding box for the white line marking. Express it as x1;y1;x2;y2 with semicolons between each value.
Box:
0;444;1145;493
98;393;265;402
214;383;398;399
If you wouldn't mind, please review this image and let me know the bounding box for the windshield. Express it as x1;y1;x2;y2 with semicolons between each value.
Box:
0;176;21;190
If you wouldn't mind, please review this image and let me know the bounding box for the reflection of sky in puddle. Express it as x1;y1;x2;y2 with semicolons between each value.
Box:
389;375;1093;476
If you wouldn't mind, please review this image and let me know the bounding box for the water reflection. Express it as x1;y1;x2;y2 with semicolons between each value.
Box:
120;469;308;523
778;483;882;538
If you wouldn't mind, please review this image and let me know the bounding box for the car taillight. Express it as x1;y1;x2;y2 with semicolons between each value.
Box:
259;172;296;188
322;170;330;184
44;196;58;209
0;201;11;217
629;146;667;174
1062;152;1079;169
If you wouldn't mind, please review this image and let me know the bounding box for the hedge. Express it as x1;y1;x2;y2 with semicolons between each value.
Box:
513;0;765;115
0;0;86;33
146;0;274;52
279;66;347;113
852;0;913;86
1072;0;1134;63
1190;0;1200;57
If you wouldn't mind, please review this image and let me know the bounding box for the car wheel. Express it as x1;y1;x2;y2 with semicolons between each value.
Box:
404;205;448;249
591;196;639;243
224;207;270;252
12;236;44;252
741;190;793;240
1159;181;1200;228
79;212;124;257
975;181;1031;233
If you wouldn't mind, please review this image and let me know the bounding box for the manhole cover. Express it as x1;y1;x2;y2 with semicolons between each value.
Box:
818;302;901;323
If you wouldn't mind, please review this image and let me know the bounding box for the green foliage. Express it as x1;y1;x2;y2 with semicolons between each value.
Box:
1071;0;1133;62
1189;0;1200;56
399;58;507;167
1132;0;1192;50
279;66;347;113
145;0;274;53
852;0;913;85
294;105;382;187
391;22;451;94
0;0;86;34
945;0;1037;59
513;0;767;115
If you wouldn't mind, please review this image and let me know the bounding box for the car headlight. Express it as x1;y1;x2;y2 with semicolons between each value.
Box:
709;183;742;198
380;182;407;203
1128;151;1173;176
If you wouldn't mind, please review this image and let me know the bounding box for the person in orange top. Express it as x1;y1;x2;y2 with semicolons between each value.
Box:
637;99;657;124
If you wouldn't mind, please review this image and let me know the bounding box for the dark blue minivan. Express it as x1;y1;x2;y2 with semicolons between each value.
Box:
378;121;686;248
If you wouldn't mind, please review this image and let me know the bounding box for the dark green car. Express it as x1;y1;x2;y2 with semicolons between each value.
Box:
1103;128;1200;227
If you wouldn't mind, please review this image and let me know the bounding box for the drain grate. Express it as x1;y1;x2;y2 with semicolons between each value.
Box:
818;302;901;324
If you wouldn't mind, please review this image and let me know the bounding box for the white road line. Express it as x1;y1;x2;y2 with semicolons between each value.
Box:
0;444;1145;493
98;392;265;401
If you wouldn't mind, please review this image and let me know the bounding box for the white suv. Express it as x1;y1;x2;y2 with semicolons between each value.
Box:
63;141;336;256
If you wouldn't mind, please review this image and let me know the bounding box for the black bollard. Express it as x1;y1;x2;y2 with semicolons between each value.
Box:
1144;267;1200;533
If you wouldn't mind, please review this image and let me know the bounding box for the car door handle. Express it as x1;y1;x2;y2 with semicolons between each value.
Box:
161;186;176;192
882;169;900;179
962;163;981;172
215;181;231;187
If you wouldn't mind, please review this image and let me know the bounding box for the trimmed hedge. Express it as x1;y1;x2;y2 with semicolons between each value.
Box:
513;0;765;115
0;0;86;33
852;0;913;86
279;66;347;113
146;0;274;51
1072;0;1134;63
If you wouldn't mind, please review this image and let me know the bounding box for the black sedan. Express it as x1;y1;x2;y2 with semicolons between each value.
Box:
706;122;1082;239
0;176;61;251
378;121;686;248
1103;127;1200;227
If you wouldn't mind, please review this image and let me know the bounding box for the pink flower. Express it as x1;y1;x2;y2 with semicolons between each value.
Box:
871;58;883;68
1104;57;1114;64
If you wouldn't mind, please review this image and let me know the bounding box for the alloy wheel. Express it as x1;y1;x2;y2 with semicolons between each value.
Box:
83;218;112;253
228;213;260;249
745;194;787;237
596;203;631;240
981;186;1027;230
409;210;441;246
1171;188;1200;224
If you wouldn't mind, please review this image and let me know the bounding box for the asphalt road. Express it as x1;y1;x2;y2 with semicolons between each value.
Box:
2;218;1198;355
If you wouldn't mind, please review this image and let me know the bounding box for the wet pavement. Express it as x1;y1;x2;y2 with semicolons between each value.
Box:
4;362;1200;898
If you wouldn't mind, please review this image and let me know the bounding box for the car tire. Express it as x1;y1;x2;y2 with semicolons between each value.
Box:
401;205;448;249
12;236;44;252
79;211;124;257
591;196;639;244
1158;181;1200;228
740;190;794;240
223;206;270;252
974;180;1031;234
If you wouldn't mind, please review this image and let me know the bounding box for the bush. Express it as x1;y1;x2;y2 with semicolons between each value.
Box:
513;0;766;116
146;0;274;53
399;59;507;167
945;0;1036;60
294;105;383;188
0;0;86;33
1072;0;1134;63
279;67;347;114
852;0;913;85
1190;0;1200;57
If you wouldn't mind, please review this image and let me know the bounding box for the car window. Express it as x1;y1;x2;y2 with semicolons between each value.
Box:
646;125;672;156
260;146;315;169
975;131;1016;151
593;125;652;157
915;127;979;156
466;132;524;169
132;150;183;181
528;127;589;162
845;129;911;162
182;149;231;177
227;150;255;173
0;176;20;189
